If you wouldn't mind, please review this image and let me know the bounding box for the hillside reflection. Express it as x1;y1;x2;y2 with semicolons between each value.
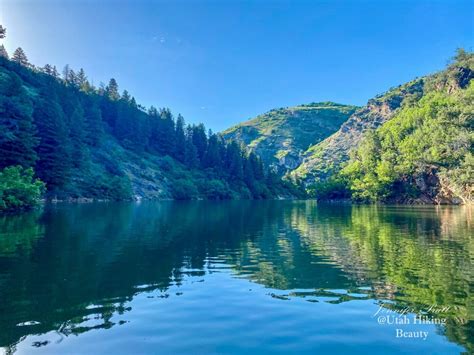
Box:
0;201;471;352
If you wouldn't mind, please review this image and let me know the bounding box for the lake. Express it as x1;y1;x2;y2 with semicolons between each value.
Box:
0;201;472;354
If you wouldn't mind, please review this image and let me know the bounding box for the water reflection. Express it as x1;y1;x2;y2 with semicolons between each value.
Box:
0;201;471;353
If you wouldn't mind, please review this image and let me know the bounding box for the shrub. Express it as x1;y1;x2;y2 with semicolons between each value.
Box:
0;166;45;211
199;179;232;200
307;178;350;200
172;179;198;200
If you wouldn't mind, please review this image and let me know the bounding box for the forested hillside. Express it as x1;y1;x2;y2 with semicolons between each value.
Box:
1;24;471;209
222;102;358;175
292;50;473;204
0;45;301;210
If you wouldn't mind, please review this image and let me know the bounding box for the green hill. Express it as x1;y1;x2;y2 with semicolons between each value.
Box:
221;102;358;175
292;49;473;204
0;55;300;211
292;79;425;182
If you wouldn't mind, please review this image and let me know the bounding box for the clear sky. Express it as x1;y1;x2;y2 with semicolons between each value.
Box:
1;0;473;131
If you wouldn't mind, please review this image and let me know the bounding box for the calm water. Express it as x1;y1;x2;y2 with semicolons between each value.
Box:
0;201;472;354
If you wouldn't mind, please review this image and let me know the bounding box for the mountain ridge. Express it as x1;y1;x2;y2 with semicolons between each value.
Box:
291;78;425;183
291;49;473;204
221;101;359;175
222;49;473;204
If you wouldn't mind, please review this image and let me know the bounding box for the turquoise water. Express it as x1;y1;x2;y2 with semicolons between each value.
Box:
0;201;472;354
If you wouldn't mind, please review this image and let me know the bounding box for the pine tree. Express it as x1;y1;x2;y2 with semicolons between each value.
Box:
0;74;38;168
51;66;59;79
184;127;199;168
217;136;228;169
0;25;6;39
175;114;186;162
97;83;106;96
76;68;91;92
34;95;71;191
69;106;87;168
0;33;293;200
76;68;86;85
0;45;8;59
106;78;120;101
63;66;78;87
149;108;176;155
84;100;103;147
121;90;131;104
116;98;135;141
62;65;74;85
159;108;176;155
192;123;208;162
42;64;53;75
138;110;151;150
12;47;30;66
203;133;221;168
147;106;159;151
42;64;60;80
225;141;244;179
99;83;119;130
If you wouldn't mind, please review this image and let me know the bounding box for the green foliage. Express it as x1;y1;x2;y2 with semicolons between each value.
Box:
0;166;45;211
101;175;132;201
12;47;30;67
425;48;474;92
0;45;8;59
197;179;232;200
292;77;427;186
342;73;473;202
0;51;299;202
0;72;38;168
222;102;358;175
172;179;199;200
34;95;71;191
307;177;350;200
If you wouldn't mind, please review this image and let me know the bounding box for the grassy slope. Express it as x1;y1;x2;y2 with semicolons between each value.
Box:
291;79;425;183
222;102;358;175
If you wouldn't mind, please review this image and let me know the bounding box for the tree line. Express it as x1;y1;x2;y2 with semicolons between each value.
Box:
0;42;300;210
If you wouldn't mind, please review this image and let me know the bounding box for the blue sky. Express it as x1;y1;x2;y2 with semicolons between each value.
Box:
1;0;473;131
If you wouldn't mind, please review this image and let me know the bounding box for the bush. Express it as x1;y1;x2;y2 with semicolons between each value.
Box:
342;80;474;202
0;166;45;211
307;178;350;200
172;179;198;200
199;179;232;200
81;173;132;200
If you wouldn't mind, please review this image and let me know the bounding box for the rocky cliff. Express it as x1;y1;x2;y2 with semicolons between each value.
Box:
291;79;425;184
221;102;358;175
292;50;473;205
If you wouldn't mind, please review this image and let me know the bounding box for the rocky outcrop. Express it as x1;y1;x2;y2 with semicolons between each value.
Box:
222;102;358;176
386;168;468;205
292;79;425;184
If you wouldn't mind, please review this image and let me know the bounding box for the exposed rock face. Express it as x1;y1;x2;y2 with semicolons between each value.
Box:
292;79;425;184
387;168;465;205
221;102;358;176
292;53;473;205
